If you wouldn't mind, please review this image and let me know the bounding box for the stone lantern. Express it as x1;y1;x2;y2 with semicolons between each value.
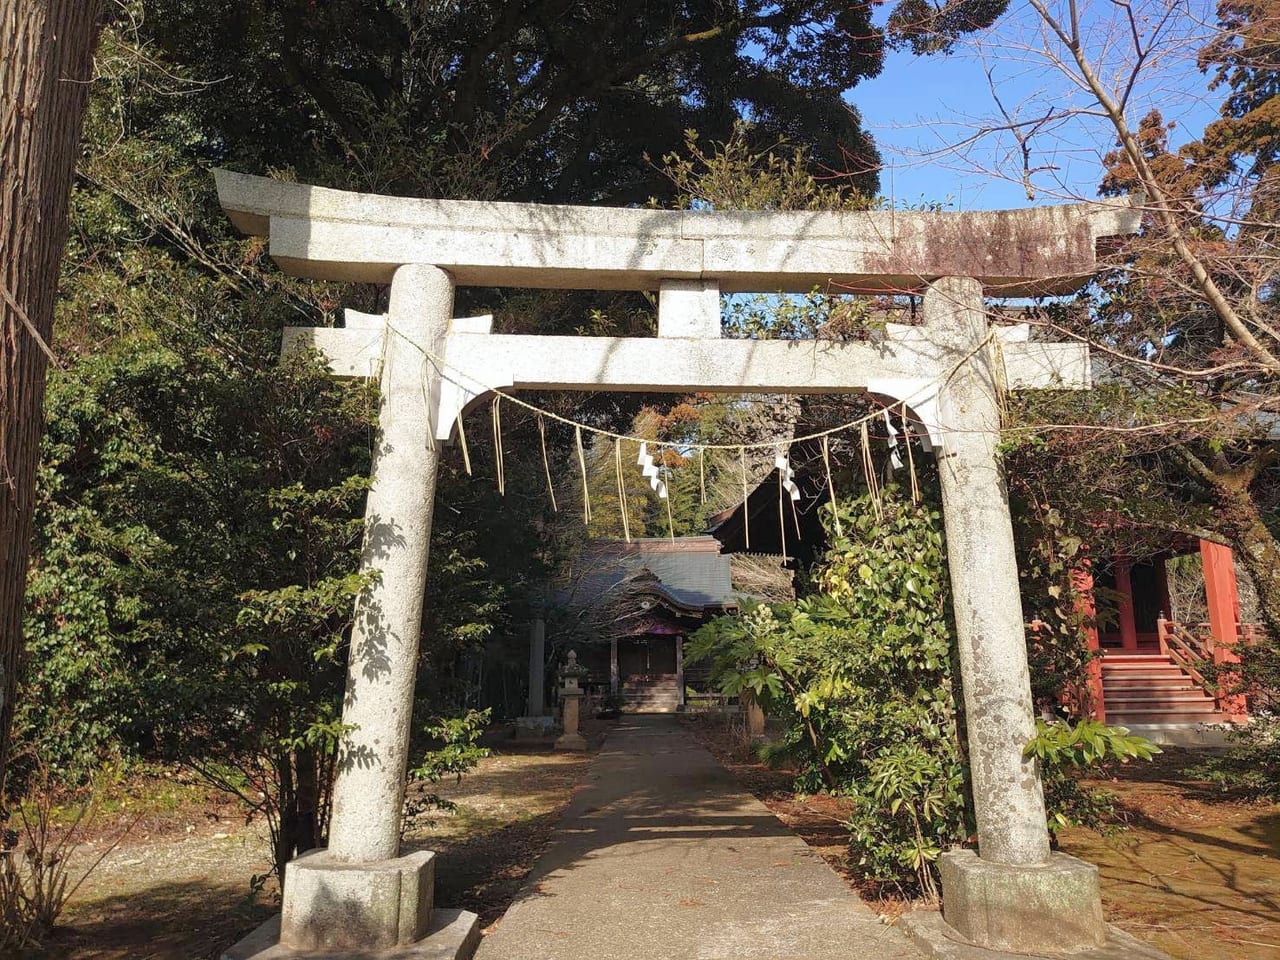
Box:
555;650;589;752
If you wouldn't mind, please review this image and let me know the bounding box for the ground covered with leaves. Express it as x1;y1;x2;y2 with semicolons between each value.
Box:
685;716;1280;960
1059;748;1280;960
34;748;589;959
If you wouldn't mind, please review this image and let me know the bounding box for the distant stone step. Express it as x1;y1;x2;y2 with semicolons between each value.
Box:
1103;676;1201;688
1107;708;1227;724
1104;694;1217;710
1101;665;1189;677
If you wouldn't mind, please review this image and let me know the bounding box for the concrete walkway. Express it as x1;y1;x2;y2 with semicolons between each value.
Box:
475;716;923;960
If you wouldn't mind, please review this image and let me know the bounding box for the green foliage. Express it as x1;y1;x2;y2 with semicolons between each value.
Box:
659;127;875;214
1027;719;1160;835
1013;499;1104;716
688;487;969;896
1188;714;1280;799
406;710;492;823
690;486;1156;895
141;0;898;201
22;297;379;876
1026;718;1160;766
888;0;1011;55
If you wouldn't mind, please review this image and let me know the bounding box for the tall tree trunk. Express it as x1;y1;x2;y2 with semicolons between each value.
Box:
0;1;104;796
1208;478;1280;634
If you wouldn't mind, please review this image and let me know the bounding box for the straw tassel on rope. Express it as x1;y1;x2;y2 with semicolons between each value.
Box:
663;453;677;544
537;414;557;512
614;438;631;542
576;425;591;524
860;421;882;520
789;485;802;540
418;355;434;444
989;331;1010;424
455;408;473;476
491;396;506;495
902;403;921;505
822;437;843;538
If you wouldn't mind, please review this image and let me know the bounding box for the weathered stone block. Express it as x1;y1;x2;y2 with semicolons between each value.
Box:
223;907;480;960
278;848;435;951
901;909;1171;960
940;849;1106;954
658;280;721;338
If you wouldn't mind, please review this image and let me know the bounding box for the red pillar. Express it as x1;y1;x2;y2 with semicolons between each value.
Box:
1072;566;1105;723
1199;539;1247;720
1115;559;1139;652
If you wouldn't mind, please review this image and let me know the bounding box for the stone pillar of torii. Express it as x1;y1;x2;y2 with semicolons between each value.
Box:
214;170;1140;960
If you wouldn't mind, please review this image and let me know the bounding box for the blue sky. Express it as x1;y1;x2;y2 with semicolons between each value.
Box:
848;1;1223;211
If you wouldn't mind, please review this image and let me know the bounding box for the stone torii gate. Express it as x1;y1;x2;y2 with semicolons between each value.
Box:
214;170;1140;960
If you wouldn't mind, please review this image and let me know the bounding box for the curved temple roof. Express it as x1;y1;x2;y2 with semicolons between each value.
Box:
214;170;1141;297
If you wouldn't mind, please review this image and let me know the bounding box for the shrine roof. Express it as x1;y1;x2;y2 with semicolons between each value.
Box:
558;537;737;615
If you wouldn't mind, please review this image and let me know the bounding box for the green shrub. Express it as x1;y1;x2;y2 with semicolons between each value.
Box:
1187;713;1280;799
688;488;969;897
405;709;492;825
689;486;1155;897
1027;719;1160;834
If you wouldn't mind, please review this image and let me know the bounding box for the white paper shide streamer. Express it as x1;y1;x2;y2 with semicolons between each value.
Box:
883;409;904;470
638;442;668;499
774;446;800;502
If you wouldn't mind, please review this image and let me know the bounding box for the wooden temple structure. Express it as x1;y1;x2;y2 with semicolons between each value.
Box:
557;537;738;712
1075;537;1255;729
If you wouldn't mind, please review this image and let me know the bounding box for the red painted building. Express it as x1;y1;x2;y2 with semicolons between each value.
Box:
1073;537;1254;734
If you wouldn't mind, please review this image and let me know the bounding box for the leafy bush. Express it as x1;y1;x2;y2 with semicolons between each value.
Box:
688;488;969;897
1027;719;1160;834
405;709;492;826
689;486;1155;897
1188;713;1280;799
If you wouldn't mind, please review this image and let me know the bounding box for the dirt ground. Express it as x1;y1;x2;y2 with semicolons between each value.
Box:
683;715;1280;960
26;718;1280;960
35;740;592;960
1059;748;1280;960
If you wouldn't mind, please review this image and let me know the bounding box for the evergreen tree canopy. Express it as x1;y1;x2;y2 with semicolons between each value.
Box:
142;0;1006;201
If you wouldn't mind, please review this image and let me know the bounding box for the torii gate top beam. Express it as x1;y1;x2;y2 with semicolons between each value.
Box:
214;170;1139;297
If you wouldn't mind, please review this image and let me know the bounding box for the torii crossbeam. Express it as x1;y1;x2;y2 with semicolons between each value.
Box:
215;170;1141;960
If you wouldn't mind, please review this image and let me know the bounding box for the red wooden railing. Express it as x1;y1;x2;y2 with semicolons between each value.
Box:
1156;619;1213;694
1156;616;1259;719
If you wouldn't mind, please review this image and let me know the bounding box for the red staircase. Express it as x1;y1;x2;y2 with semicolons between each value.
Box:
1100;654;1226;725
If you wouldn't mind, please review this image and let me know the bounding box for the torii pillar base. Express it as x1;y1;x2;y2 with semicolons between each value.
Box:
223;910;479;960
937;850;1106;954
222;850;480;960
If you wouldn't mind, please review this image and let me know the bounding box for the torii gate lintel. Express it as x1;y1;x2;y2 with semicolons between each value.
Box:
284;307;1091;452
